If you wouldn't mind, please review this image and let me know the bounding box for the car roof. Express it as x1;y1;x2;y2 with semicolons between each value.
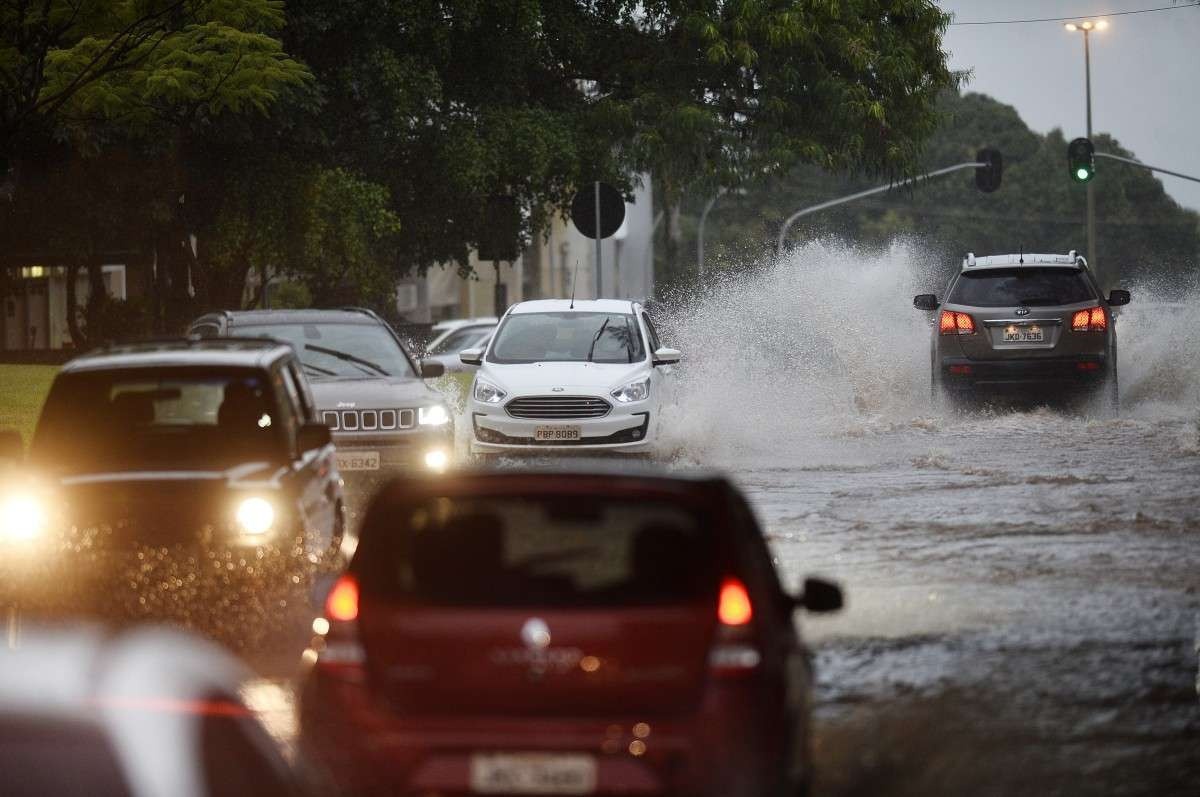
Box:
211;308;384;326
61;339;292;374
961;251;1085;271
508;299;641;315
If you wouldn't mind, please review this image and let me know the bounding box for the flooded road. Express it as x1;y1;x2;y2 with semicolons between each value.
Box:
663;244;1200;795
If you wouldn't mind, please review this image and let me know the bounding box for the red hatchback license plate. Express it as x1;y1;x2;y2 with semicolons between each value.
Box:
470;752;596;794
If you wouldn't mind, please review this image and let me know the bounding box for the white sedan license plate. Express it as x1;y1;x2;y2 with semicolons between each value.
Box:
470;753;596;795
335;451;380;471
535;425;581;442
1003;326;1044;343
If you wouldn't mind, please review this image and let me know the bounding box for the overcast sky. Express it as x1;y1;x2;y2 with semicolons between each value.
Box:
941;0;1200;211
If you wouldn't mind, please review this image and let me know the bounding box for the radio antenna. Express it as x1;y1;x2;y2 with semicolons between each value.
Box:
569;259;579;309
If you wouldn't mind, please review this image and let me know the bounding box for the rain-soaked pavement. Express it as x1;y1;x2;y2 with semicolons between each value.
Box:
243;244;1199;794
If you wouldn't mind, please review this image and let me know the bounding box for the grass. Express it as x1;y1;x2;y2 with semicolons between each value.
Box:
0;364;57;446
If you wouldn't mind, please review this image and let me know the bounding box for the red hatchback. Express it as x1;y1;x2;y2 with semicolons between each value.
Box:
299;468;842;797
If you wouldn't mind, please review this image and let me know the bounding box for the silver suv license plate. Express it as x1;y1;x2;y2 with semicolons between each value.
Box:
535;426;581;441
470;753;596;794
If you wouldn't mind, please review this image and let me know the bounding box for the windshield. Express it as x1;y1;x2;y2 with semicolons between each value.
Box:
355;495;716;607
30;368;284;472
948;268;1096;307
487;312;646;364
428;325;494;355
235;323;415;379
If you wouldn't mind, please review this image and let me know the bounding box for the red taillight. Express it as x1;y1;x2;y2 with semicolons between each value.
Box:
948;364;973;375
325;575;359;622
718;578;753;626
1072;306;1106;332
939;310;975;335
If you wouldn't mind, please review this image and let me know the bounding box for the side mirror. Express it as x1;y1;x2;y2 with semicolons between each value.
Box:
913;294;939;311
420;360;446;378
0;430;22;464
298;422;332;453
1107;289;1130;307
652;347;681;366
459;348;483;366
797;577;843;614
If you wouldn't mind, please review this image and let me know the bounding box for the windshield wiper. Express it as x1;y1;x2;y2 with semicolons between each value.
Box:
305;344;390;376
301;361;337;377
586;318;610;362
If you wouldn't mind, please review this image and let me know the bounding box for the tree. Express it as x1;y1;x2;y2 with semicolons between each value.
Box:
699;90;1200;294
284;0;958;277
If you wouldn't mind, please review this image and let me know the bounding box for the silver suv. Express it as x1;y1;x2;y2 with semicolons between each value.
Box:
914;252;1130;410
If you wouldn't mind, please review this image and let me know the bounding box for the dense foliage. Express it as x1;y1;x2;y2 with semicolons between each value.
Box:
1;1;959;343
694;90;1200;294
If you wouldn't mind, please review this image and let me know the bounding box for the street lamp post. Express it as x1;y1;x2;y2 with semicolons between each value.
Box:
1065;18;1107;281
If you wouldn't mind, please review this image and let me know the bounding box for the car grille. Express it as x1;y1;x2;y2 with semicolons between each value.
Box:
323;409;416;431
505;396;611;419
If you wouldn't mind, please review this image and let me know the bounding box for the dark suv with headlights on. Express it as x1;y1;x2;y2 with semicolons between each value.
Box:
914;251;1129;410
189;309;454;492
0;339;343;639
300;467;843;797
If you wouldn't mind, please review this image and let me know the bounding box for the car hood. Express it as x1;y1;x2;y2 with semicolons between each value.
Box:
479;361;649;395
308;376;441;411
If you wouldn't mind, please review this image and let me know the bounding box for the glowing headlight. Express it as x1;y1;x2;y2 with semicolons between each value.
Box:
235;497;275;535
473;379;507;404
419;404;450;426
611;378;650;403
1;494;45;542
423;448;450;472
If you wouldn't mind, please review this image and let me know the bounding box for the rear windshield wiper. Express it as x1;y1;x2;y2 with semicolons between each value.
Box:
305;344;390;376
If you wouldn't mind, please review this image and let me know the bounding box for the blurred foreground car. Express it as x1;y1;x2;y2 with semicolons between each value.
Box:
0;339;343;636
0;624;312;796
190;309;455;485
914;251;1129;411
300;467;842;797
464;300;680;456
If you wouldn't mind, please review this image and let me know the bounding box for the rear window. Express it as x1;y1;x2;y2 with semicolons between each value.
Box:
357;495;717;607
949;268;1096;307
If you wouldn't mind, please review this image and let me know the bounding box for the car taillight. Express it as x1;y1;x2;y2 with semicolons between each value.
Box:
710;578;761;676
1071;307;1107;332
718;577;753;626
325;575;359;622
939;310;975;335
310;575;365;670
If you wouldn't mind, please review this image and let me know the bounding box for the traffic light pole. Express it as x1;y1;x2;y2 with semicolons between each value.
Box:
1083;29;1098;282
776;161;986;256
1094;152;1200;184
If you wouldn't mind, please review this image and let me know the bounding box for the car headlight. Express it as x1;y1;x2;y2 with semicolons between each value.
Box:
611;378;650;403
474;379;507;404
419;404;451;426
235;497;275;536
1;493;45;542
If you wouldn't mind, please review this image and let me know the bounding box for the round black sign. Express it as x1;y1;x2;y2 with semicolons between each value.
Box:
571;182;625;240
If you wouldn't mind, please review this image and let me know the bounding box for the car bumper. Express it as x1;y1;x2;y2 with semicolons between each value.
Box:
332;428;455;482
940;355;1110;392
300;674;787;797
469;409;652;453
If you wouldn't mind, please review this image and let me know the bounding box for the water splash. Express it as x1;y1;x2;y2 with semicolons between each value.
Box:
657;239;1200;463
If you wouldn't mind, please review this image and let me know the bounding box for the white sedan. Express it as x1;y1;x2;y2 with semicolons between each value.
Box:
461;299;679;455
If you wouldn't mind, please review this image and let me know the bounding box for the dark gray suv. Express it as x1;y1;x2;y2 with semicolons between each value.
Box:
189;309;454;496
914;252;1130;410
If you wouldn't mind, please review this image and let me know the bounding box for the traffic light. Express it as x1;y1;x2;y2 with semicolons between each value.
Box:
975;148;1003;193
1067;137;1096;183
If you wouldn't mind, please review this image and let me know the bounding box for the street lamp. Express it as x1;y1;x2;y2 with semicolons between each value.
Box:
1064;18;1107;280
